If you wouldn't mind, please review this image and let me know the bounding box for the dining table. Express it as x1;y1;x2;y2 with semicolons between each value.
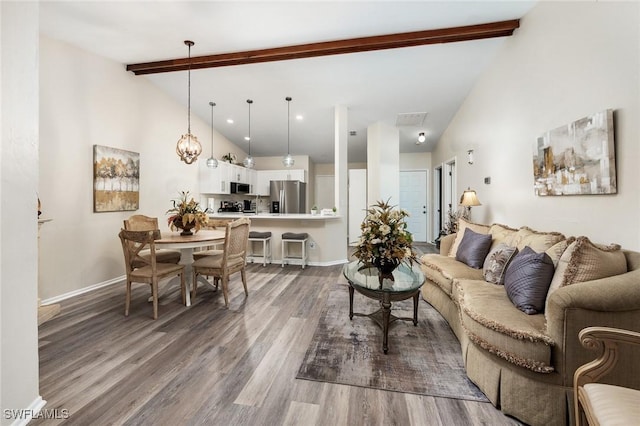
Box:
155;228;225;306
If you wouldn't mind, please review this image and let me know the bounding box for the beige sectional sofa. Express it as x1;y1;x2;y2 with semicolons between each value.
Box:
420;220;640;426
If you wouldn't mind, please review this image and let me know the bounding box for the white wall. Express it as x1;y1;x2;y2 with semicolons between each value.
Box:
367;122;400;205
1;2;42;423
38;37;243;300
432;1;640;250
400;152;431;171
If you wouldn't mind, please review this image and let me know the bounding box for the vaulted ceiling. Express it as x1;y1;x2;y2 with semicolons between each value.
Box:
40;1;536;163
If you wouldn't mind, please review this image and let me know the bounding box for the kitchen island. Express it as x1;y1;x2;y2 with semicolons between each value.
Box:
208;213;347;266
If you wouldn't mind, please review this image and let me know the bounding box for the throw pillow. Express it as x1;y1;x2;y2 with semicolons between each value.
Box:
504;246;555;315
455;228;493;269
511;226;566;252
448;218;491;257
545;237;627;312
488;223;518;250
483;243;519;285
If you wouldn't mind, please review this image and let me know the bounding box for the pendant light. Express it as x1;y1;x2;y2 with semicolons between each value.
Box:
176;40;202;164
243;99;255;169
206;101;218;168
282;96;295;168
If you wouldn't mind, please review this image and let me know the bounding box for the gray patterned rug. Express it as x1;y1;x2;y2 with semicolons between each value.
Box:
296;284;488;402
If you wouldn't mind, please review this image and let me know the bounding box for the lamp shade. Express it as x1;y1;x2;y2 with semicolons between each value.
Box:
460;188;481;207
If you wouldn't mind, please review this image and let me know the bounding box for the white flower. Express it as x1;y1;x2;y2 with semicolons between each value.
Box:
379;224;391;235
370;238;381;244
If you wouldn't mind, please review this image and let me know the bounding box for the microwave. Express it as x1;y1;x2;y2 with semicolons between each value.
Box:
230;182;251;194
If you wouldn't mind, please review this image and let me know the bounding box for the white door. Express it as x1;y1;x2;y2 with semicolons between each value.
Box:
399;170;428;242
348;169;367;245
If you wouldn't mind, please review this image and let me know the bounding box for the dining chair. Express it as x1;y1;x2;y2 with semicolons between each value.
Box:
192;217;251;307
193;219;231;260
574;326;640;425
124;214;181;267
118;229;186;320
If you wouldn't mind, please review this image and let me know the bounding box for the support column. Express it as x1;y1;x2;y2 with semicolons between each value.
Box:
332;105;348;260
367;122;400;205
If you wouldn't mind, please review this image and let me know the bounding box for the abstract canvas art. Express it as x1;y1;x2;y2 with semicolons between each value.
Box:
93;145;140;212
533;109;616;196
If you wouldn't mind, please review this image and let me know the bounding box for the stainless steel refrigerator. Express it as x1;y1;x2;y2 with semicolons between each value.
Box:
270;180;306;214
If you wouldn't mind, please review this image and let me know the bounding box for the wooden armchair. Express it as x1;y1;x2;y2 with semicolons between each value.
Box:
192;217;251;307
574;326;640;425
124;214;181;266
118;229;186;319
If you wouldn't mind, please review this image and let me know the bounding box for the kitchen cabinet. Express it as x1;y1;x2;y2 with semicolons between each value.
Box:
199;160;231;194
255;169;306;196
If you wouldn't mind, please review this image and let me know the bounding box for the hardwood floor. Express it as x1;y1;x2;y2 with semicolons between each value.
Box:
36;262;521;425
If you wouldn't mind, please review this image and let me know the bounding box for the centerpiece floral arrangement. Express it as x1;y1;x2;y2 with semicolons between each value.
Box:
167;191;209;235
352;199;418;280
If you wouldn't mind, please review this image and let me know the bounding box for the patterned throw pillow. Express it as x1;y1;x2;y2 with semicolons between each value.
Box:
455;228;493;269
483;243;519;285
504;246;555;315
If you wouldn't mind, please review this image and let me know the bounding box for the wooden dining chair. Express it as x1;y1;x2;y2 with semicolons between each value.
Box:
124;214;181;266
192;217;251;307
118;229;186;319
193;219;231;260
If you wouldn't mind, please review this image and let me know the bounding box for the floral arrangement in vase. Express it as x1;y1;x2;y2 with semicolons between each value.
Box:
352;199;418;282
167;191;209;235
221;152;237;164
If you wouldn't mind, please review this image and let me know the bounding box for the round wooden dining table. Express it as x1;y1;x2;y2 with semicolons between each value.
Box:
155;229;225;306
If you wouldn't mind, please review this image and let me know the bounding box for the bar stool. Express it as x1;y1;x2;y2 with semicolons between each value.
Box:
281;232;308;269
248;231;272;266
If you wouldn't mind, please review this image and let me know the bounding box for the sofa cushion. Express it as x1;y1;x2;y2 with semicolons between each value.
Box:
489;223;519;250
420;254;483;297
511;226;565;252
454;279;554;373
456;228;493;269
545;237;574;267
504;246;555;315
448;218;491;257
483;243;518;285
545;236;628;312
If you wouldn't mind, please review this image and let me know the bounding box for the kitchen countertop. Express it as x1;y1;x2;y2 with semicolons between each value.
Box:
209;212;340;220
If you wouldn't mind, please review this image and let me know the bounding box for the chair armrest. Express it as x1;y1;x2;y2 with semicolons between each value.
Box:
574;326;640;387
439;233;456;256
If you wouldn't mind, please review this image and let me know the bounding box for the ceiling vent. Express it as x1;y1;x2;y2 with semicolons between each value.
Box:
349;130;357;136
395;112;427;127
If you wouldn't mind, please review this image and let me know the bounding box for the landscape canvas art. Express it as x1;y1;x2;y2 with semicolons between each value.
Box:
533;109;616;196
93;145;140;212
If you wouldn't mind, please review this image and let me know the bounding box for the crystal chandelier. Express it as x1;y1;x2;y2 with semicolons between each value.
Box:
243;99;255;169
206;101;218;168
282;96;294;168
176;40;202;164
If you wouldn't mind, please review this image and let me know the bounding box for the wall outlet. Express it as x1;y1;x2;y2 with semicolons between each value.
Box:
309;241;316;249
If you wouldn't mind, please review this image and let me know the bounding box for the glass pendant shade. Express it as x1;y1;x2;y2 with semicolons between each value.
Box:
243;99;255;169
282;154;294;168
176;40;202;164
282;96;295;168
207;101;218;168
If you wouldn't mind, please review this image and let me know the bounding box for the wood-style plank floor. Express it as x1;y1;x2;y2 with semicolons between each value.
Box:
36;262;521;425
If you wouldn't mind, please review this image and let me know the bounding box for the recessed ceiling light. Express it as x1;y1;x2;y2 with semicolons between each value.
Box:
244;136;250;141
295;115;303;121
226;118;234;124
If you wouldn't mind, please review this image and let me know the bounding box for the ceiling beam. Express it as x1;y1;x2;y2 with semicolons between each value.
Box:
126;19;519;75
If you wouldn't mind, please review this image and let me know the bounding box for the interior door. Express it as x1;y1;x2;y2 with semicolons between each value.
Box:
399;170;428;242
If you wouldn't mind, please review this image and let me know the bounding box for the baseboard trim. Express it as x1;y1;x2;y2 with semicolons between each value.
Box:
41;276;125;305
9;396;47;426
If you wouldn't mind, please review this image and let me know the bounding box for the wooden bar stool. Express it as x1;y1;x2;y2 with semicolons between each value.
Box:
248;231;272;266
281;232;308;269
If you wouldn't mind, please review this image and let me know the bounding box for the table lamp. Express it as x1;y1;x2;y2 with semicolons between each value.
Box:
460;188;481;219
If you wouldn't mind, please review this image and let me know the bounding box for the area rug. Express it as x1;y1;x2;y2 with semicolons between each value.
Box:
296;284;488;402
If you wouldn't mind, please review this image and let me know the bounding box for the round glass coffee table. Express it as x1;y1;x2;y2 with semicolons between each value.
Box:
343;260;425;354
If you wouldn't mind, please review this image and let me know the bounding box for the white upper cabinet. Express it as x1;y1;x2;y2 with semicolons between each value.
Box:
199;160;231;194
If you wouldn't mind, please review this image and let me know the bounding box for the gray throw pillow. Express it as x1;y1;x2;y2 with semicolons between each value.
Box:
455;228;493;269
504;246;555;315
483;243;518;285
